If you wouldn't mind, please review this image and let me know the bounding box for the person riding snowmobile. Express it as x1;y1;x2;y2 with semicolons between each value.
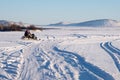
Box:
24;29;37;40
24;29;32;38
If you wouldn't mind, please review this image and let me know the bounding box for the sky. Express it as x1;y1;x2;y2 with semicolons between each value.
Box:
0;0;120;25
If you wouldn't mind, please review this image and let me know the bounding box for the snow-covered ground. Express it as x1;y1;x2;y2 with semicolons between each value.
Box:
0;27;120;80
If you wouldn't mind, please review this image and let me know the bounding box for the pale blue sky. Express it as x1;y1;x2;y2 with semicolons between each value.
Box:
0;0;120;25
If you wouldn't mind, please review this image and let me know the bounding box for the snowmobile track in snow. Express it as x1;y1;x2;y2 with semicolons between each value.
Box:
0;41;114;80
18;41;114;80
0;48;24;80
100;42;120;72
53;47;114;80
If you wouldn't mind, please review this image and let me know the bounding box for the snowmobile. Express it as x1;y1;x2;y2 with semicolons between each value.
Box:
22;29;40;40
21;34;38;40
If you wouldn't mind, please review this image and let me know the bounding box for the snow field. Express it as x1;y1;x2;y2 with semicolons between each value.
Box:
0;27;120;80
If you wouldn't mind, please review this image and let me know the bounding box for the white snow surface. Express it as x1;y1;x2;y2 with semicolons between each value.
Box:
0;27;120;80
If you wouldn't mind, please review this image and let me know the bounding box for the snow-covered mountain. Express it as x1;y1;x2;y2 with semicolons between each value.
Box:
48;19;120;27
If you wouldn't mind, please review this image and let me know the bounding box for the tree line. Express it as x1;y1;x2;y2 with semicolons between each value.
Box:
0;24;43;31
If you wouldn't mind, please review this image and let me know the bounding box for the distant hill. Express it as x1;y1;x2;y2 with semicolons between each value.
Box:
48;19;120;27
